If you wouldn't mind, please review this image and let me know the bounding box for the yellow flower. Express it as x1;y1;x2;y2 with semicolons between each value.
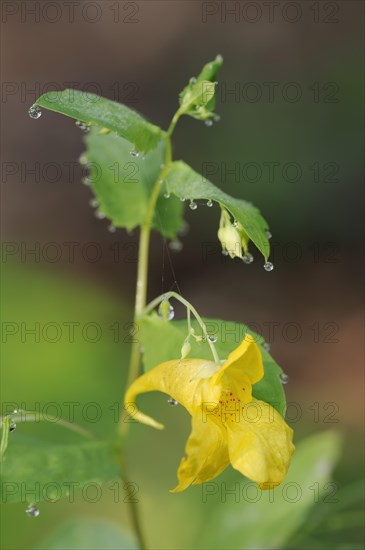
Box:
124;336;295;492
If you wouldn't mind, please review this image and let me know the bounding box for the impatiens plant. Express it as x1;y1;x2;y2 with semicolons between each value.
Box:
2;56;309;548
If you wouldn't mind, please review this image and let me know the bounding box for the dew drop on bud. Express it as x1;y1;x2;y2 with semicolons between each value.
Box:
164;192;170;199
96;210;106;220
266;230;272;240
189;201;197;210
205;119;213;127
242;253;254;264
28;105;42;119
169;240;183;252
208;334;218;343
280;373;289;384
130;150;140;158
263;342;271;352
180;197;186;202
189;77;197;85
233;220;238;228
264;262;274;271
26;504;40;517
207;199;213;207
81;177;91;186
107;224;116;233
168;397;178;407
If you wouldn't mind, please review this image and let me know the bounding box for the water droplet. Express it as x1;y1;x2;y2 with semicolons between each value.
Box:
263;342;271;352
26;504;40;517
280;373;289;384
266;230;272;240
28;105;42;119
130;150;140;158
79;153;88;165
264;262;274;272
89;198;99;208
9;420;16;432
164;191;170;199
180;197;186;202
107;224;116;233
168;397;178;406
233;220;239;228
178;221;189;237
222;250;229;256
242;253;254;264
96;210;106;220
189;77;197;85
213;114;221;122
81;176;91;186
75;120;90;133
189;200;197;210
167;305;175;320
207;199;213;207
208;334;218;343
205;119;213;127
169;240;183;252
216;54;223;62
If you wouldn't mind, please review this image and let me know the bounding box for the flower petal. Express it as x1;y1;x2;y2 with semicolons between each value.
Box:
171;414;229;492
212;336;264;402
226;399;295;487
124;358;221;429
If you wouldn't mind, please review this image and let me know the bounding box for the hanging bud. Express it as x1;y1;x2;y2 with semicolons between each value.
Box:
217;208;243;259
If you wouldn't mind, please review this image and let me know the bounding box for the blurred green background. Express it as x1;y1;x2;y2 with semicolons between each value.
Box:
1;1;364;548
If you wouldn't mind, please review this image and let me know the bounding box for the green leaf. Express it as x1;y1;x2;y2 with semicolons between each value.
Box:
36;89;163;154
199;431;342;549
179;55;223;121
37;519;139;550
164;161;270;259
84;129;184;237
138;315;286;415
1;437;120;503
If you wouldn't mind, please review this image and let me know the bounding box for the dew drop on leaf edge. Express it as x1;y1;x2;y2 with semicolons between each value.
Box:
28;105;42;119
189;201;197;210
280;373;289;384
168;397;179;406
264;262;274;271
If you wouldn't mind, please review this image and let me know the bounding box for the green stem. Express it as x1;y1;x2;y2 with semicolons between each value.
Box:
117;131;174;550
144;291;221;365
0;417;10;462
